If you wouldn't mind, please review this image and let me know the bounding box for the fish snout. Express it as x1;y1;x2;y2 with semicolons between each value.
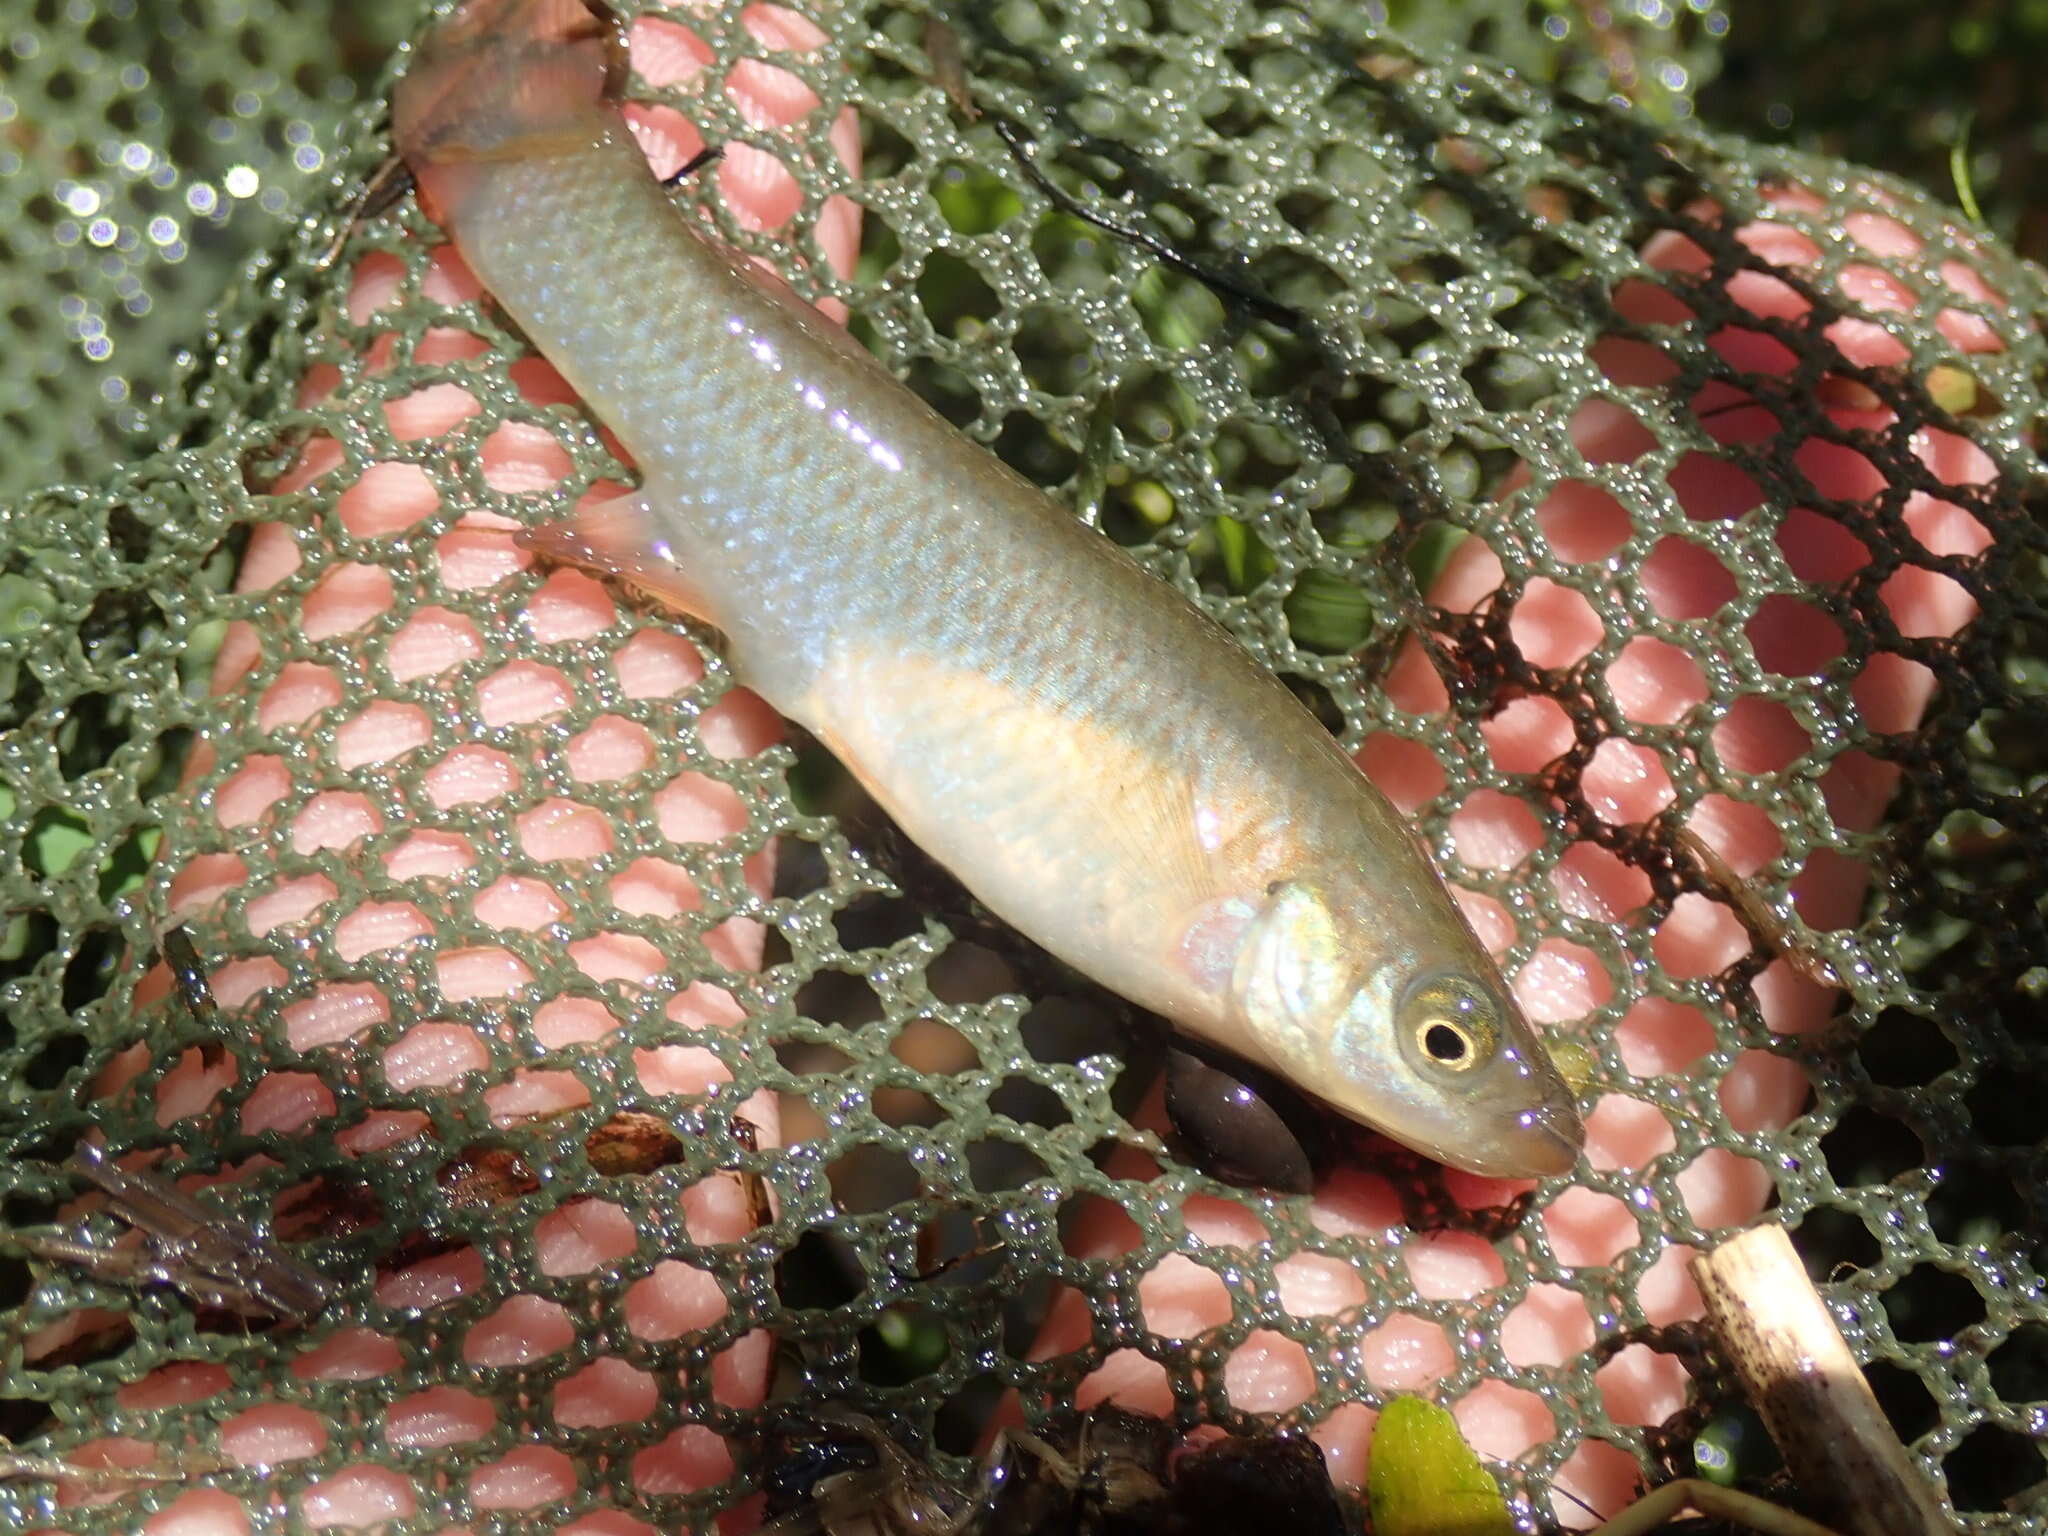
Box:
1460;1093;1584;1180
1517;1097;1586;1176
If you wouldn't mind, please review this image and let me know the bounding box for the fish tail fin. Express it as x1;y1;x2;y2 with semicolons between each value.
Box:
393;0;628;212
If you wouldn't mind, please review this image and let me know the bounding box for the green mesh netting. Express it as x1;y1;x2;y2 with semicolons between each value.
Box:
1;0;2044;1531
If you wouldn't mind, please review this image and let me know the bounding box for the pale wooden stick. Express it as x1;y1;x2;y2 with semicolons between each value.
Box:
1692;1225;1949;1536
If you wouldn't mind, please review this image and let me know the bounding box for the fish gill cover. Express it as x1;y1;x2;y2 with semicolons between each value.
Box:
0;0;2042;1530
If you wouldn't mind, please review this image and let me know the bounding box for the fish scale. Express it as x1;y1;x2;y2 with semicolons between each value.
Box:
392;0;1582;1179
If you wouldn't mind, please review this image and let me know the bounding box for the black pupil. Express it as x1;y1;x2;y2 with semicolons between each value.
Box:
1424;1022;1467;1062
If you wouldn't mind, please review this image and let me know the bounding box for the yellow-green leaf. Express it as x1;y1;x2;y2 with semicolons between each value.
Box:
1367;1396;1514;1536
1926;364;1979;415
1546;1038;1598;1098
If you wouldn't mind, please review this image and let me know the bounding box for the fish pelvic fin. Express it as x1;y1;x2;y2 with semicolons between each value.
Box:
519;496;724;628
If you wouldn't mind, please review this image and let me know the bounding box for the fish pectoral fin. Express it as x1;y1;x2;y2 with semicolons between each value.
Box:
518;496;722;627
1100;763;1217;914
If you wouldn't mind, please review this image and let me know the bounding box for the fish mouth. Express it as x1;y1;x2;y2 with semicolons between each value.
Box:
1513;1101;1585;1177
1441;1099;1584;1180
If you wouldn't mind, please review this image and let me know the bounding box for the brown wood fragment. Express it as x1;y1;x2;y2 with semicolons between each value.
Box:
725;1114;775;1231
1672;825;1841;989
924;17;978;120
437;1145;539;1209
273;1174;385;1242
1692;1225;1948;1536
585;1112;686;1176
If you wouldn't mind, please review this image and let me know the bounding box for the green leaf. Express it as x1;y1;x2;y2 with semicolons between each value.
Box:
1926;363;1979;414
1367;1396;1514;1536
1546;1038;1598;1098
1406;521;1470;593
0;571;57;638
28;807;93;880
1213;515;1276;594
1284;569;1375;655
934;162;1023;236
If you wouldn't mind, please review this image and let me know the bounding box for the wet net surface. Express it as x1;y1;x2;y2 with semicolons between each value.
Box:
0;0;2044;1531
0;0;405;498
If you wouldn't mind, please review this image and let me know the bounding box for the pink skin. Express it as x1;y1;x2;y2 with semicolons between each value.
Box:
40;8;855;1534
1028;188;1998;1524
38;14;1997;1533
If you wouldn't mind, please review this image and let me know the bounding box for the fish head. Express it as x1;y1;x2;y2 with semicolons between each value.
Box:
1230;880;1583;1178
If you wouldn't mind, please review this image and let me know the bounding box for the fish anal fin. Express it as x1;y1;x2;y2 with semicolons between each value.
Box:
517;496;721;626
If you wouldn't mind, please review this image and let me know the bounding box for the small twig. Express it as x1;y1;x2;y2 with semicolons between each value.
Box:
989;116;1304;333
1595;1478;1840;1536
661;144;724;189
0;1447;225;1488
923;17;978;121
911;1214;1007;1283
1692;1226;1947;1536
1670;826;1841;989
313;154;415;270
10;1143;338;1322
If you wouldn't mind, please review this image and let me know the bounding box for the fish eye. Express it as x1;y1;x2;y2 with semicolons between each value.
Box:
1401;974;1498;1074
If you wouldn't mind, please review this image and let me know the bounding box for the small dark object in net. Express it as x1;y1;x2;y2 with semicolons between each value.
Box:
157;927;220;1032
661;143;724;189
13;1143;336;1322
757;1406;974;1534
998;1404;1174;1533
759;1402;1341;1535
1164;1427;1348;1536
1164;1039;1331;1196
724;1111;777;1231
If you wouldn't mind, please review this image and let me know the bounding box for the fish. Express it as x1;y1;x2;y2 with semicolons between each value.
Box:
390;0;1584;1178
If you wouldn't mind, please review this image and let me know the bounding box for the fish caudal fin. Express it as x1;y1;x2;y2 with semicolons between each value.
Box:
393;0;628;215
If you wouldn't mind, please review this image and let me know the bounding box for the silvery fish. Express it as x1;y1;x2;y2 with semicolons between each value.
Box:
391;0;1583;1178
